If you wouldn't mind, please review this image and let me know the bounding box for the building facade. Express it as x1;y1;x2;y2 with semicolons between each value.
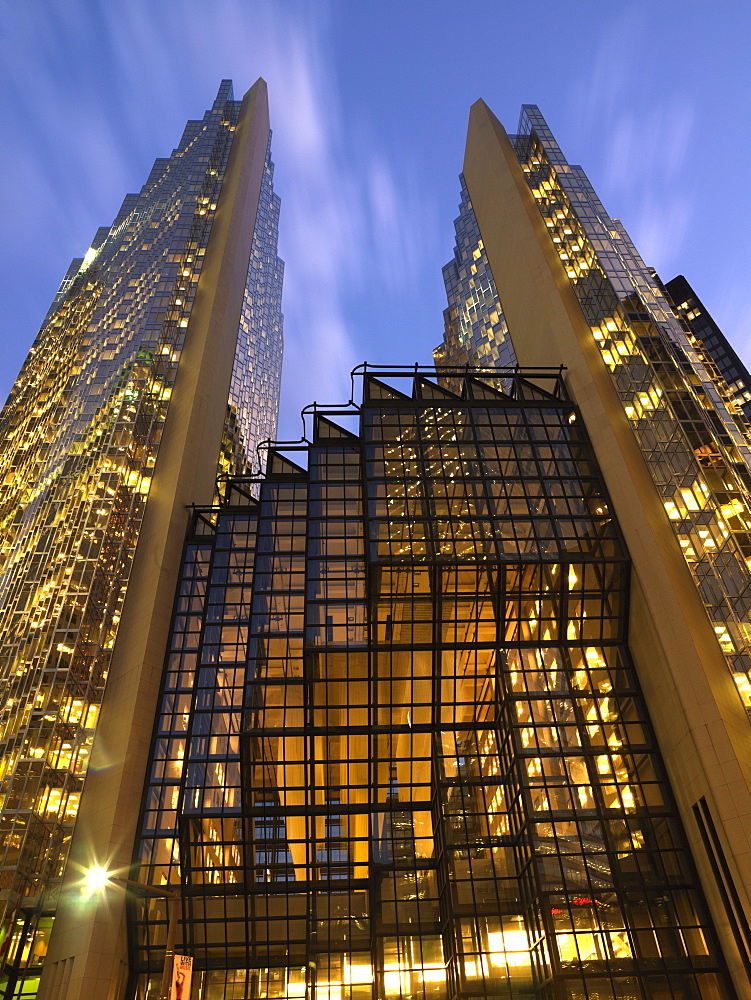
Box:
663;275;751;427
128;368;735;1000
4;84;751;1000
436;101;751;995
0;80;283;1000
434;179;514;374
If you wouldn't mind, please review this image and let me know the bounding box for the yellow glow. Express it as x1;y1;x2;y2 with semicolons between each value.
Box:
487;929;532;967
344;964;373;985
84;865;112;891
721;499;744;518
79;247;98;273
419;965;446;982
316;985;341;1000
585;647;604;667
663;501;680;520
680;488;700;511
383;966;408;993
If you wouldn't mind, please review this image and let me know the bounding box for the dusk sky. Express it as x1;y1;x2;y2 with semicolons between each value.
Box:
1;0;749;441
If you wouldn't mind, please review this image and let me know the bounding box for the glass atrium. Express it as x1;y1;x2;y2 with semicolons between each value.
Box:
132;368;732;1000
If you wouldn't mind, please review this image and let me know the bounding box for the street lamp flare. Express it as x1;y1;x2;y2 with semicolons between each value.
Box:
83;866;112;891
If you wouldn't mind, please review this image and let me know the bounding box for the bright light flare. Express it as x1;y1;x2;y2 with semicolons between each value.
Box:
84;865;112;891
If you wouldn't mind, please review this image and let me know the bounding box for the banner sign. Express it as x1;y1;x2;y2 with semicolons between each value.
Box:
170;954;193;1000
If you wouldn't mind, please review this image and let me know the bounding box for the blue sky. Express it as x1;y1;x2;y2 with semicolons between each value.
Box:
1;0;749;441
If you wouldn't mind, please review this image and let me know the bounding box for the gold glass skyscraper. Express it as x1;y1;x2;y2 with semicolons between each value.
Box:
0;79;283;1000
439;105;751;722
438;100;751;996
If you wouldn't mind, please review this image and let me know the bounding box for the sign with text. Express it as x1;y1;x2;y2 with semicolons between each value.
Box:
170;954;193;1000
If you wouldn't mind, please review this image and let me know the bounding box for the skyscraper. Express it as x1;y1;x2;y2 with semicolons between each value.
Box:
436;101;751;995
5;83;751;1000
434;179;514;373
663;274;751;427
0;79;283;1000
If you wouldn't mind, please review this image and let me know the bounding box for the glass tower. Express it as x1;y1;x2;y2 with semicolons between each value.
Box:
130;367;734;1000
0;80;283;999
663;274;751;428
435;179;515;374
437;105;751;723
222;133;284;479
437;101;751;995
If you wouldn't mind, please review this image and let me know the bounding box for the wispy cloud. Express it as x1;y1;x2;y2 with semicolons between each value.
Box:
570;3;697;272
562;1;751;372
261;14;364;419
601;98;696;265
0;0;434;438
255;9;434;431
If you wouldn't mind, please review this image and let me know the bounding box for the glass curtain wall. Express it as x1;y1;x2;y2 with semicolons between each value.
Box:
508;106;751;719
0;79;283;999
0;82;243;1000
131;368;733;1000
436;180;516;375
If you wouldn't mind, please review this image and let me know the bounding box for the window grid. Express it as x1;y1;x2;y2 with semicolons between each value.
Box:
132;371;732;1000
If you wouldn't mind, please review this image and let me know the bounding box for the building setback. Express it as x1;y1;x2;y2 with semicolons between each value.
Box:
0;79;283;1000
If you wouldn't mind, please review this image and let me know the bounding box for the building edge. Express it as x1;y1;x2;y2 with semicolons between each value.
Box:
462;97;751;996
664;273;751;427
37;78;271;1000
